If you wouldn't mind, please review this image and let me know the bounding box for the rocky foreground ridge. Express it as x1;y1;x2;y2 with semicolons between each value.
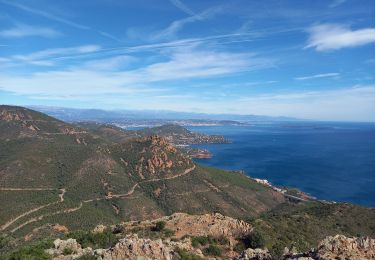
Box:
43;213;375;260
280;235;375;260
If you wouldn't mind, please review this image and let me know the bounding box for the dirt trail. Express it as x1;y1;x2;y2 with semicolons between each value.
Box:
11;203;83;233
203;180;221;192
59;188;66;202
175;189;211;196
146;165;196;182
0;187;56;191
106;165;196;199
0;188;65;231
43;132;87;135
175;182;229;196
6;165;196;233
1;201;58;231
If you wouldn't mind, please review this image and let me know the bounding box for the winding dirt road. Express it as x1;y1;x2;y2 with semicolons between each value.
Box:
1;202;58;231
1;165;196;233
0;188;64;231
10;202;83;233
106;165;196;199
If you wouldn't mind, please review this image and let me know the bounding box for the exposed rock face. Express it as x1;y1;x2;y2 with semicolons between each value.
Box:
116;212;252;258
131;135;191;179
235;248;272;260
165;213;252;242
45;238;94;260
120;212;252;245
51;224;69;234
282;235;375;260
315;235;375;259
148;135;177;153
46;235;200;260
0;109;33;121
96;234;174;260
0;106;90;141
93;224;107;234
146;136;177;174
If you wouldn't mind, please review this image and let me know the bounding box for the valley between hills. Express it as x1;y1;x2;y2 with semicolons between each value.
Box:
0;105;374;259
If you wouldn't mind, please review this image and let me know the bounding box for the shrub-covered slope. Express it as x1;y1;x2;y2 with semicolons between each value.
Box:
0;106;284;238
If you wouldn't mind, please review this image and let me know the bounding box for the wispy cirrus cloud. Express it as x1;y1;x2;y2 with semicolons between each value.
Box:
169;0;197;17
10;45;101;66
295;72;340;80
306;24;375;51
0;0;89;30
0;0;121;41
152;5;223;40
0;24;61;38
1;32;261;67
141;48;265;81
80;55;134;71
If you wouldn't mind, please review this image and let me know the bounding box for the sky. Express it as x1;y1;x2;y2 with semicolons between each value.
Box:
0;0;374;121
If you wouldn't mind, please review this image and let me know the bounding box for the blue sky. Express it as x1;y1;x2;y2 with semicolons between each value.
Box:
0;0;374;121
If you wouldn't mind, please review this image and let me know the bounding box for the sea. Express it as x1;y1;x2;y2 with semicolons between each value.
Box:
188;122;375;207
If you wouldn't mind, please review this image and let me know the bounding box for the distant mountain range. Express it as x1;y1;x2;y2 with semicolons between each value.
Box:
28;106;300;124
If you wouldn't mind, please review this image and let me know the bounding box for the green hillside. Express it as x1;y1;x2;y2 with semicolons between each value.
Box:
0;106;284;239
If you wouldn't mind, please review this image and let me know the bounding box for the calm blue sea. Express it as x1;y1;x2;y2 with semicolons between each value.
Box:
188;122;375;207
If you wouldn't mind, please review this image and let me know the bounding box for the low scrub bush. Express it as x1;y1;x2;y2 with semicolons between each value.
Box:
242;231;266;249
151;221;166;232
63;247;74;255
203;244;222;256
175;248;203;260
191;236;211;247
191;235;229;248
67;230;117;249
